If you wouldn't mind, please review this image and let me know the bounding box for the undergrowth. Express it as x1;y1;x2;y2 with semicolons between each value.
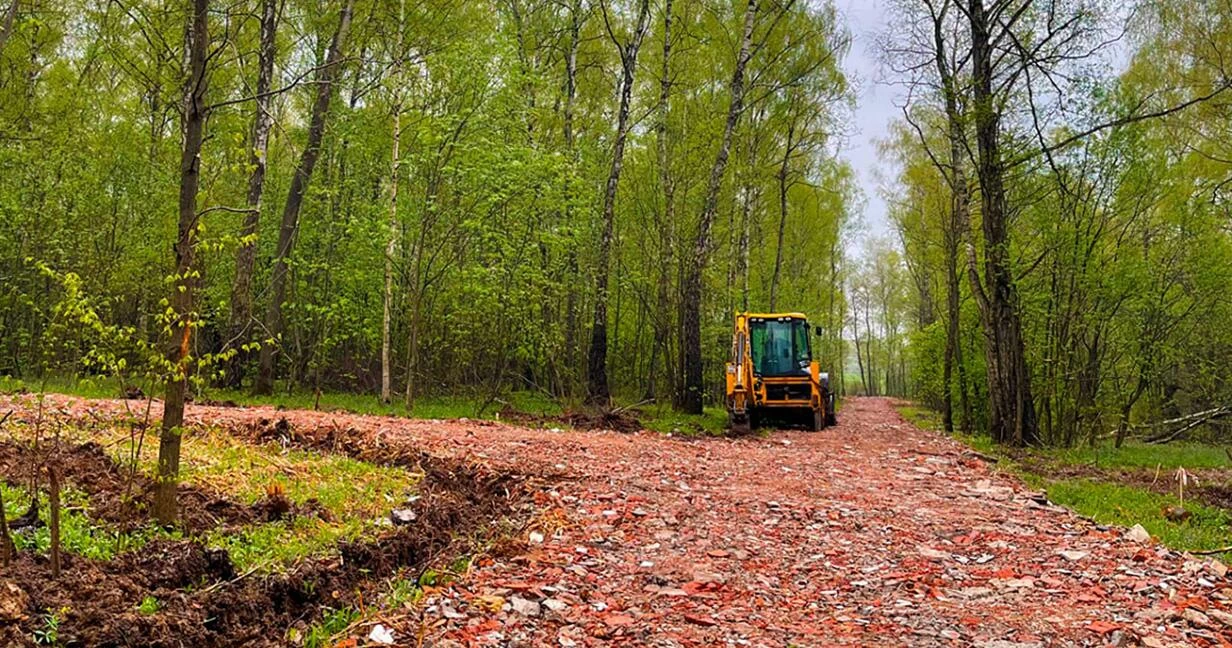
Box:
638;404;729;436
0;413;422;571
1;483;177;561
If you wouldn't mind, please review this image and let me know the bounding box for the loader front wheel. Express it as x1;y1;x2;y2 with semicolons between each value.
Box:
825;392;838;427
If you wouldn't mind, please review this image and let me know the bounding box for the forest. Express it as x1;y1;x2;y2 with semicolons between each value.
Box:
3;0;1232;452
0;0;855;416
4;0;1232;645
875;0;1232;449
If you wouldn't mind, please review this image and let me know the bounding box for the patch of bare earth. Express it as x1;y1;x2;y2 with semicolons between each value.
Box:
1;394;1229;647
0;395;526;647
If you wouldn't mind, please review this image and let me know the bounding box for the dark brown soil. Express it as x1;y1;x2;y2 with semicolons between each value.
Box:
0;440;328;535
0;446;522;647
497;404;644;433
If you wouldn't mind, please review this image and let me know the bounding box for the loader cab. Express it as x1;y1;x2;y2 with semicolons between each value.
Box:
749;316;812;378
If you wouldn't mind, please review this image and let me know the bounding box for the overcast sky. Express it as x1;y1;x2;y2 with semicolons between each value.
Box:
836;0;899;246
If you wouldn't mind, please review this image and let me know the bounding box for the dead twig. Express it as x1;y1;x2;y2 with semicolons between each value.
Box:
612;398;654;414
1141;406;1232;444
197;563;264;595
962;449;999;464
1186;546;1232;556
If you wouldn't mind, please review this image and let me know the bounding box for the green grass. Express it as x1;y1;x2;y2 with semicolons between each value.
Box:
96;425;423;571
302;606;361;648
638;404;729;436
156;427;420;519
895;401;1232;559
0;413;422;571
1;374;565;422
1040;441;1230;471
1045;479;1232;555
1;483;177;561
0;375;124;400
137;595;160;615
205;516;372;572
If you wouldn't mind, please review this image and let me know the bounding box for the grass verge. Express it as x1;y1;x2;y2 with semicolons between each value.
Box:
896;402;1232;560
1;483;178;560
0;411;423;571
638;404;729;436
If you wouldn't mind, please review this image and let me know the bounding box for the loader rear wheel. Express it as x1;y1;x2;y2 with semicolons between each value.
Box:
825;392;838;427
812;409;824;432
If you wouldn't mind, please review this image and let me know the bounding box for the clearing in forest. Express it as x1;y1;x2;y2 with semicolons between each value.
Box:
0;393;1228;647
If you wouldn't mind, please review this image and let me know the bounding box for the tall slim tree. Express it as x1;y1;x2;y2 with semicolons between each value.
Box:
586;0;651;405
680;0;759;414
224;0;280;389
648;0;675;402
382;0;407;404
255;0;356;395
154;0;210;525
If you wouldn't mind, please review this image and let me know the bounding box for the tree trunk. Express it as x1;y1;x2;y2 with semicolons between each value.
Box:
587;0;651;405
680;0;758;414
648;0;675;403
770;120;796;312
851;298;867;394
942;242;958;432
48;465;60;578
967;0;1039;446
255;0;355;395
559;0;583;396
224;0;279;389
863;295;876;395
154;0;209;526
382;0;406;404
0;0;18;57
381;102;402;404
736;182;753;312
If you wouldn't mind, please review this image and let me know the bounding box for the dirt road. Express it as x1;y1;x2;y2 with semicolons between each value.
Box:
11;394;1229;647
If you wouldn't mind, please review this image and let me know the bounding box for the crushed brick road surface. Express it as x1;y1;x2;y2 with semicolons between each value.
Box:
10;394;1231;647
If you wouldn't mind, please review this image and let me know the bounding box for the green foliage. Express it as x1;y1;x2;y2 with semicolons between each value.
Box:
303;607;360;648
0;0;855;411
33;609;63;646
0;483;175;561
880;0;1232;449
137;596;160;615
907;321;947;407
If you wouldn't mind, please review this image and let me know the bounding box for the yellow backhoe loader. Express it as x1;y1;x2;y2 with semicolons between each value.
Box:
725;312;836;434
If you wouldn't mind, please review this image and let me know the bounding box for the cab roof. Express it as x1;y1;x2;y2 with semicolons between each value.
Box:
740;312;808;320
